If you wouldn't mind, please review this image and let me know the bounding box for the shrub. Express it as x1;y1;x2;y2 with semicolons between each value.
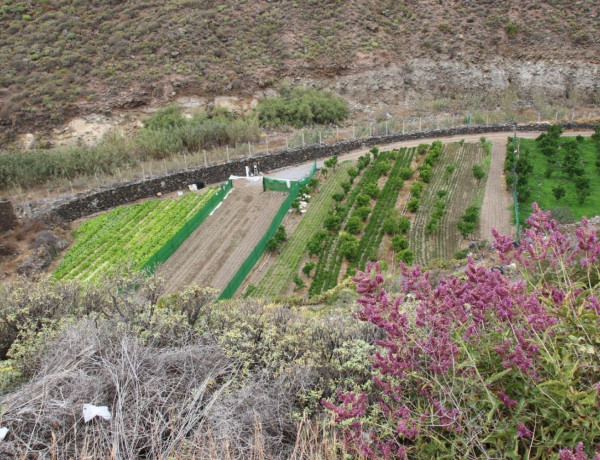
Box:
391;235;408;251
364;183;381;199
356;194;371;207
266;225;287;252
453;248;469;259
339;232;359;262
397;249;414;264
257;87;349;128
302;262;316;277
417;143;429;155
354;206;372;221
307;230;328;256
324;215;341;232
346;216;363;235
399;167;413;180
407;198;419;212
382;217;399;236
397;216;410;234
410;181;424;198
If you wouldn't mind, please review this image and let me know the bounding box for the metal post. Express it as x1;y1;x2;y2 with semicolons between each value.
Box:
555;111;558;122
95;173;100;190
286;136;289;149
184;155;188;170
402;118;405;134
117;168;122;183
336;125;339;140
266;136;269;154
142;164;145;180
226;145;229;162
319;131;322;144
352;125;355;138
204;149;208;166
419;117;422;130
247;141;251;157
369;124;372;137
385;121;388;135
571;110;574;122
163;159;168;175
302;130;305;147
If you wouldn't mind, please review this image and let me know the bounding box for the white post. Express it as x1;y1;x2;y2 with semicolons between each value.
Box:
419;117;422;130
336;125;339;140
204;149;208;166
95;173;100;190
266;136;269;154
117;167;122;183
319;131;322;144
163;159;168;175
352;125;355;138
286;136;289;149
402;118;405;134
385;121;388;135
302;130;305;147
184;155;188;170
247;141;251;157
226;145;230;162
369;124;372;137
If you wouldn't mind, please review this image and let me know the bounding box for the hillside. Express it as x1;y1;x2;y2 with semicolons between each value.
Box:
1;0;599;141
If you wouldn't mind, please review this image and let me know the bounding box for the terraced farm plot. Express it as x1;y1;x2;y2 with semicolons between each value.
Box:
409;143;488;264
251;163;353;298
54;188;218;281
159;181;287;294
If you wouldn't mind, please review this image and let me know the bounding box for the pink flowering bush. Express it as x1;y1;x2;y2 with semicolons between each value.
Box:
324;204;600;458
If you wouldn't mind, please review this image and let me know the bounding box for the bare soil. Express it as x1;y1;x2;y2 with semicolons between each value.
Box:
159;179;286;294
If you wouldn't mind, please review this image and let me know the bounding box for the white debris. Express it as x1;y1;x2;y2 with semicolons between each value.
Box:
82;404;112;423
178;190;184;196
0;427;8;440
188;184;198;191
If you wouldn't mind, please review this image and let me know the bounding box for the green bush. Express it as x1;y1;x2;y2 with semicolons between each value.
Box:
354;206;371;221
257;87;349;128
399;167;414;180
407;198;420;212
391;235;409;251
266;225;287;252
382;217;398;236
345;216;363;235
410;181;424;199
397;216;410;234
302;262;316;277
356;194;371;207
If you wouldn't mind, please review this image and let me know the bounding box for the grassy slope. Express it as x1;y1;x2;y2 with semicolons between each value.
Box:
1;0;598;134
518;138;599;222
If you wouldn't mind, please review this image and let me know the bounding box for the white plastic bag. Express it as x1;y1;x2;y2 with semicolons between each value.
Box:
82;404;112;423
0;427;8;441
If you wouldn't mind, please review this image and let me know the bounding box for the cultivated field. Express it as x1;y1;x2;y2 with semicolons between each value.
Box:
409;142;489;264
159;180;287;294
54;188;217;281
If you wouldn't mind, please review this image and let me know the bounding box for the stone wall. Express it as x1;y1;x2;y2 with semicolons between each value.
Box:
0;199;17;231
49;122;598;222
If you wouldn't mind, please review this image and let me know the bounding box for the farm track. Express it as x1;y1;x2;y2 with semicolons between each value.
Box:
159;181;286;294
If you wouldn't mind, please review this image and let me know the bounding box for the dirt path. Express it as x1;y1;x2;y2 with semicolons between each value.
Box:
159;180;286;294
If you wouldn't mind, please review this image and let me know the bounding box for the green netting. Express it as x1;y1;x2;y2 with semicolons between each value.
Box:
219;162;316;300
511;136;521;238
142;180;233;274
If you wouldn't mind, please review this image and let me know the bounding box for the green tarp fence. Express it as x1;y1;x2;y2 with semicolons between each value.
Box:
142;180;233;274
511;136;521;239
219;162;317;300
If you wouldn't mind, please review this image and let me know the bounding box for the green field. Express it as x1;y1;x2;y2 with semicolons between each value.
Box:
54;188;217;281
517;137;599;222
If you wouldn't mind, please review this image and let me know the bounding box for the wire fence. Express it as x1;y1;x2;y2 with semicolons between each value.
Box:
8;108;600;218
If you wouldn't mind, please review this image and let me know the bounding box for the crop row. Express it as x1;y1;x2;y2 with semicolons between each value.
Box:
54;187;217;281
353;148;415;273
310;148;413;295
252;163;353;298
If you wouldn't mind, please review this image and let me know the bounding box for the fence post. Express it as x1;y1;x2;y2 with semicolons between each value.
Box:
336;125;339;140
226;145;230;162
142;164;146;180
419;117;422;130
319;131;322;145
248;141;251;157
352;125;355;138
203;150;207;166
286;136;289;149
385;121;388;135
163;159;168;175
402;118;405;134
302;130;305;147
266;136;269;154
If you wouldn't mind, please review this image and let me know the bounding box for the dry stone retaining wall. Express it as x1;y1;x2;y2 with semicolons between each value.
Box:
46;122;598;222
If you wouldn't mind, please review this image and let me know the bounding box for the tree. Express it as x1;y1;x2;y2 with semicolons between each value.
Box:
562;140;582;179
574;175;591;204
346;216;363;235
457;220;476;239
472;164;485;185
552;185;566;201
397;216;410;234
391;235;409;252
407;198;419;213
324;155;338;171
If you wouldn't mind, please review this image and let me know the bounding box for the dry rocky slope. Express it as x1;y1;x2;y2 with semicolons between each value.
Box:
1;0;599;142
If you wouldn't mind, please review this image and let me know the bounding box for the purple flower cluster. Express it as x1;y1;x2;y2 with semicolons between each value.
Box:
559;443;600;460
323;203;600;458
